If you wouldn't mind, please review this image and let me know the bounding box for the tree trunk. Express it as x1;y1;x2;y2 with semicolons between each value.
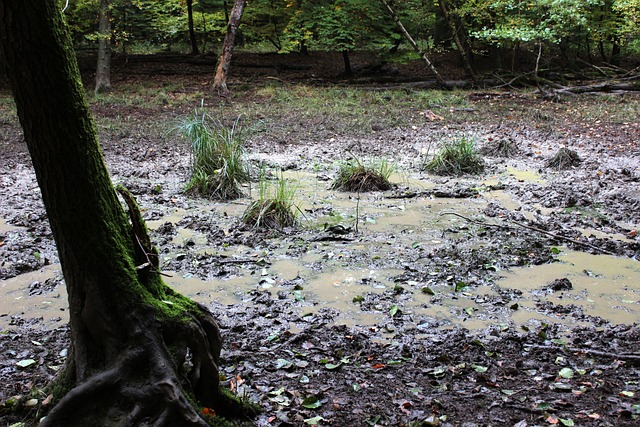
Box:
342;50;353;77
212;0;246;97
0;1;240;425
187;0;199;55
610;39;621;67
95;0;112;94
437;0;477;84
379;0;448;89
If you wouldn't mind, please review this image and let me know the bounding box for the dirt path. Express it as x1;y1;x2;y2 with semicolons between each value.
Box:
1;53;639;426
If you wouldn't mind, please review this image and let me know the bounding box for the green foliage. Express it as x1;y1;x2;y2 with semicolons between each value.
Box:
241;170;298;230
179;111;249;200
457;0;640;61
64;0;638;68
279;0;399;53
65;0;229;53
243;0;293;50
331;158;394;192
424;138;485;176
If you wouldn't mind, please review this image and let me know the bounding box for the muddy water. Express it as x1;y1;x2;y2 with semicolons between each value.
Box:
158;171;639;332
1;169;638;332
0;218;19;234
501;250;640;326
0;264;68;328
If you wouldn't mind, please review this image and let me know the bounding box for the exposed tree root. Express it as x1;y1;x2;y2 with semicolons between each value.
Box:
41;307;226;426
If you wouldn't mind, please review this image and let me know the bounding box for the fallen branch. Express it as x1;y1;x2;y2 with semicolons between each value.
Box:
218;257;272;265
439;212;616;255
553;79;640;95
379;0;448;89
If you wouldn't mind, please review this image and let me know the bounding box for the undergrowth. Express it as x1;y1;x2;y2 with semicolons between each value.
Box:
330;159;394;192
178;111;249;200
241;170;298;230
424;138;485;176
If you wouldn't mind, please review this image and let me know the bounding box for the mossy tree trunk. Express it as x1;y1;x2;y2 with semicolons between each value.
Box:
0;1;228;425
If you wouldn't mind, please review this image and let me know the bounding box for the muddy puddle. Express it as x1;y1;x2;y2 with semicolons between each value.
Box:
3;168;637;335
0;264;67;329
500;250;640;326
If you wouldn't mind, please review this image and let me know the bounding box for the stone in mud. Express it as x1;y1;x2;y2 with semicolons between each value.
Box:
546;277;573;292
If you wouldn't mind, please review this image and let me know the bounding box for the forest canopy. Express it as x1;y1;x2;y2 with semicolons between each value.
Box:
65;0;639;68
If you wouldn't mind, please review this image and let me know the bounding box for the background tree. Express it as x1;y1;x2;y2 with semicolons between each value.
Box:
95;0;112;94
0;1;245;424
213;0;247;96
187;0;200;54
280;0;400;75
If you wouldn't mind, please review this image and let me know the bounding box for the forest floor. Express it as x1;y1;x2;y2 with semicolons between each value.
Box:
1;51;640;426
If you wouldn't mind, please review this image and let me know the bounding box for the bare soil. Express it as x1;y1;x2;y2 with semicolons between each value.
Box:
1;52;639;426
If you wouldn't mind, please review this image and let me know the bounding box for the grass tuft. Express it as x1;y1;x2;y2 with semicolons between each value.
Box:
241;171;298;230
424;138;485;176
479;138;520;158
178;111;249;200
330;159;394;192
546;147;582;170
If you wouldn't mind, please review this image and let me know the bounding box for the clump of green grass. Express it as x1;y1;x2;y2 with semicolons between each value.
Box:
241;171;298;230
330;159;395;192
424;138;485;176
178;111;249;200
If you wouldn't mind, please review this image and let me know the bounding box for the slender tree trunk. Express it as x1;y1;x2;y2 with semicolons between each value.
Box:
212;0;246;97
223;0;230;22
379;0;448;89
610;39;621;66
95;0;112;94
342;50;353;77
187;0;199;55
437;0;477;84
0;2;243;425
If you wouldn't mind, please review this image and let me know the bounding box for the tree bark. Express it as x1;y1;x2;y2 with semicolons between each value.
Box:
379;0;448;89
213;0;246;97
95;0;112;94
437;0;477;84
342;50;353;77
0;1;237;425
187;0;199;55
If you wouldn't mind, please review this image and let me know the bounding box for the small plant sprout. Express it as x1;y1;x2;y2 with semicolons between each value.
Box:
424;137;485;176
178;111;249;200
241;170;299;230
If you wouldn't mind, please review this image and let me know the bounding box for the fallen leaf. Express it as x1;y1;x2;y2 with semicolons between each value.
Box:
558;368;574;379
201;407;216;417
389;305;399;317
301;395;323;409
304;415;326;425
546;414;559;424
16;359;37;369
